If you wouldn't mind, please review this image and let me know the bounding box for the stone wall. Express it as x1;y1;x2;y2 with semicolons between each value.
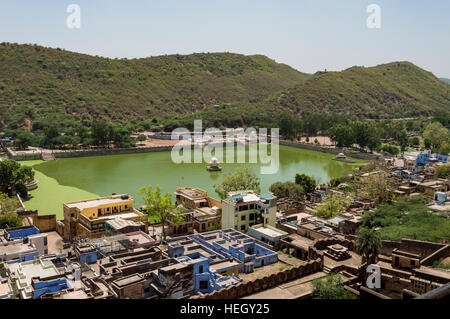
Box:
192;258;322;299
53;146;173;159
280;140;381;161
380;239;446;259
32;214;57;232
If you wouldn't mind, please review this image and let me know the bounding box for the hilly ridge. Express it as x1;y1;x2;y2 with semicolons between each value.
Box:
270;62;449;119
0;43;308;130
0;43;449;132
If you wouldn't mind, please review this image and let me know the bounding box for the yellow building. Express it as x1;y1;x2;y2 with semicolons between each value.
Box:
58;194;147;241
221;191;277;233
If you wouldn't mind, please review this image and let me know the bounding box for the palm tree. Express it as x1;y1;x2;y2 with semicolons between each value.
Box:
355;227;382;265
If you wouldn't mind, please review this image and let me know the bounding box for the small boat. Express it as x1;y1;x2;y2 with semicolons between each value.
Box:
207;157;222;172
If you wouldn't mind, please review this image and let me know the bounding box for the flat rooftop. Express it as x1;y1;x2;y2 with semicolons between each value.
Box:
66;195;131;210
210;260;241;273
0;243;36;255
7;259;60;286
252;227;286;238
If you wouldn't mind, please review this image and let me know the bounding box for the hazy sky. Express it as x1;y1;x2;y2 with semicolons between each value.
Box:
1;0;449;77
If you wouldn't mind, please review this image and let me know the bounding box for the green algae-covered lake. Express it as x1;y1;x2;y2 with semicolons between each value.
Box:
22;146;365;220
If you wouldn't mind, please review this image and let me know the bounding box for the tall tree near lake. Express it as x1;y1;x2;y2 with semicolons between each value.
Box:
0;160;35;197
355;227;382;265
138;185;184;242
214;168;261;200
269;181;305;201
295;174;317;194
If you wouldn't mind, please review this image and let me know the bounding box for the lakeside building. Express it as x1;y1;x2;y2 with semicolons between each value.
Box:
221;191;277;233
171;187;222;234
57;194;148;241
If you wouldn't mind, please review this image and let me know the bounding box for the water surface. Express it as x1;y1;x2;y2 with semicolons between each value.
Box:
23;146;365;219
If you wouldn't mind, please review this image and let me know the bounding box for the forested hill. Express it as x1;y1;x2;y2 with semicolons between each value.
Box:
0;43;309;130
1;43;448;132
268;62;450;119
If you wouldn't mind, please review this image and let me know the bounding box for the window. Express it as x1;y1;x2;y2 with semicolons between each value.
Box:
241;215;246;221
43;237;48;246
249;213;254;220
241;225;246;231
98;209;101;214
124;205;128;209
199;266;204;273
265;218;269;224
199;281;208;290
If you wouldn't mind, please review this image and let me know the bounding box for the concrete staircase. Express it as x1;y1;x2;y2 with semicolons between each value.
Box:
323;265;332;274
41;152;55;161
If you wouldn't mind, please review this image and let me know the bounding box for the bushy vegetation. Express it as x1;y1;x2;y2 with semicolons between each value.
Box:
269;181;305;201
436;163;450;179
360;197;450;243
314;193;351;219
214;168;261;200
311;274;356;299
295;174;317;194
0;159;35;197
0;192;22;228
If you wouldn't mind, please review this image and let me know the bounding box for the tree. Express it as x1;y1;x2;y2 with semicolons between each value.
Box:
43;124;60;148
350;121;381;151
0;192;20;214
136;134;147;142
138;185;184;242
328;124;354;147
360;171;394;205
269;182;305;201
409;136;420;148
422;122;449;152
311;274;356;299
436;163;450;179
13;130;34;149
279;113;297;139
0;160;35;197
396;129;408;151
295;174;316;194
314;193;351;219
0;192;21;229
0;212;21;229
214;168;261;200
355;227;381;264
381;144;399;156
91;119;112;147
